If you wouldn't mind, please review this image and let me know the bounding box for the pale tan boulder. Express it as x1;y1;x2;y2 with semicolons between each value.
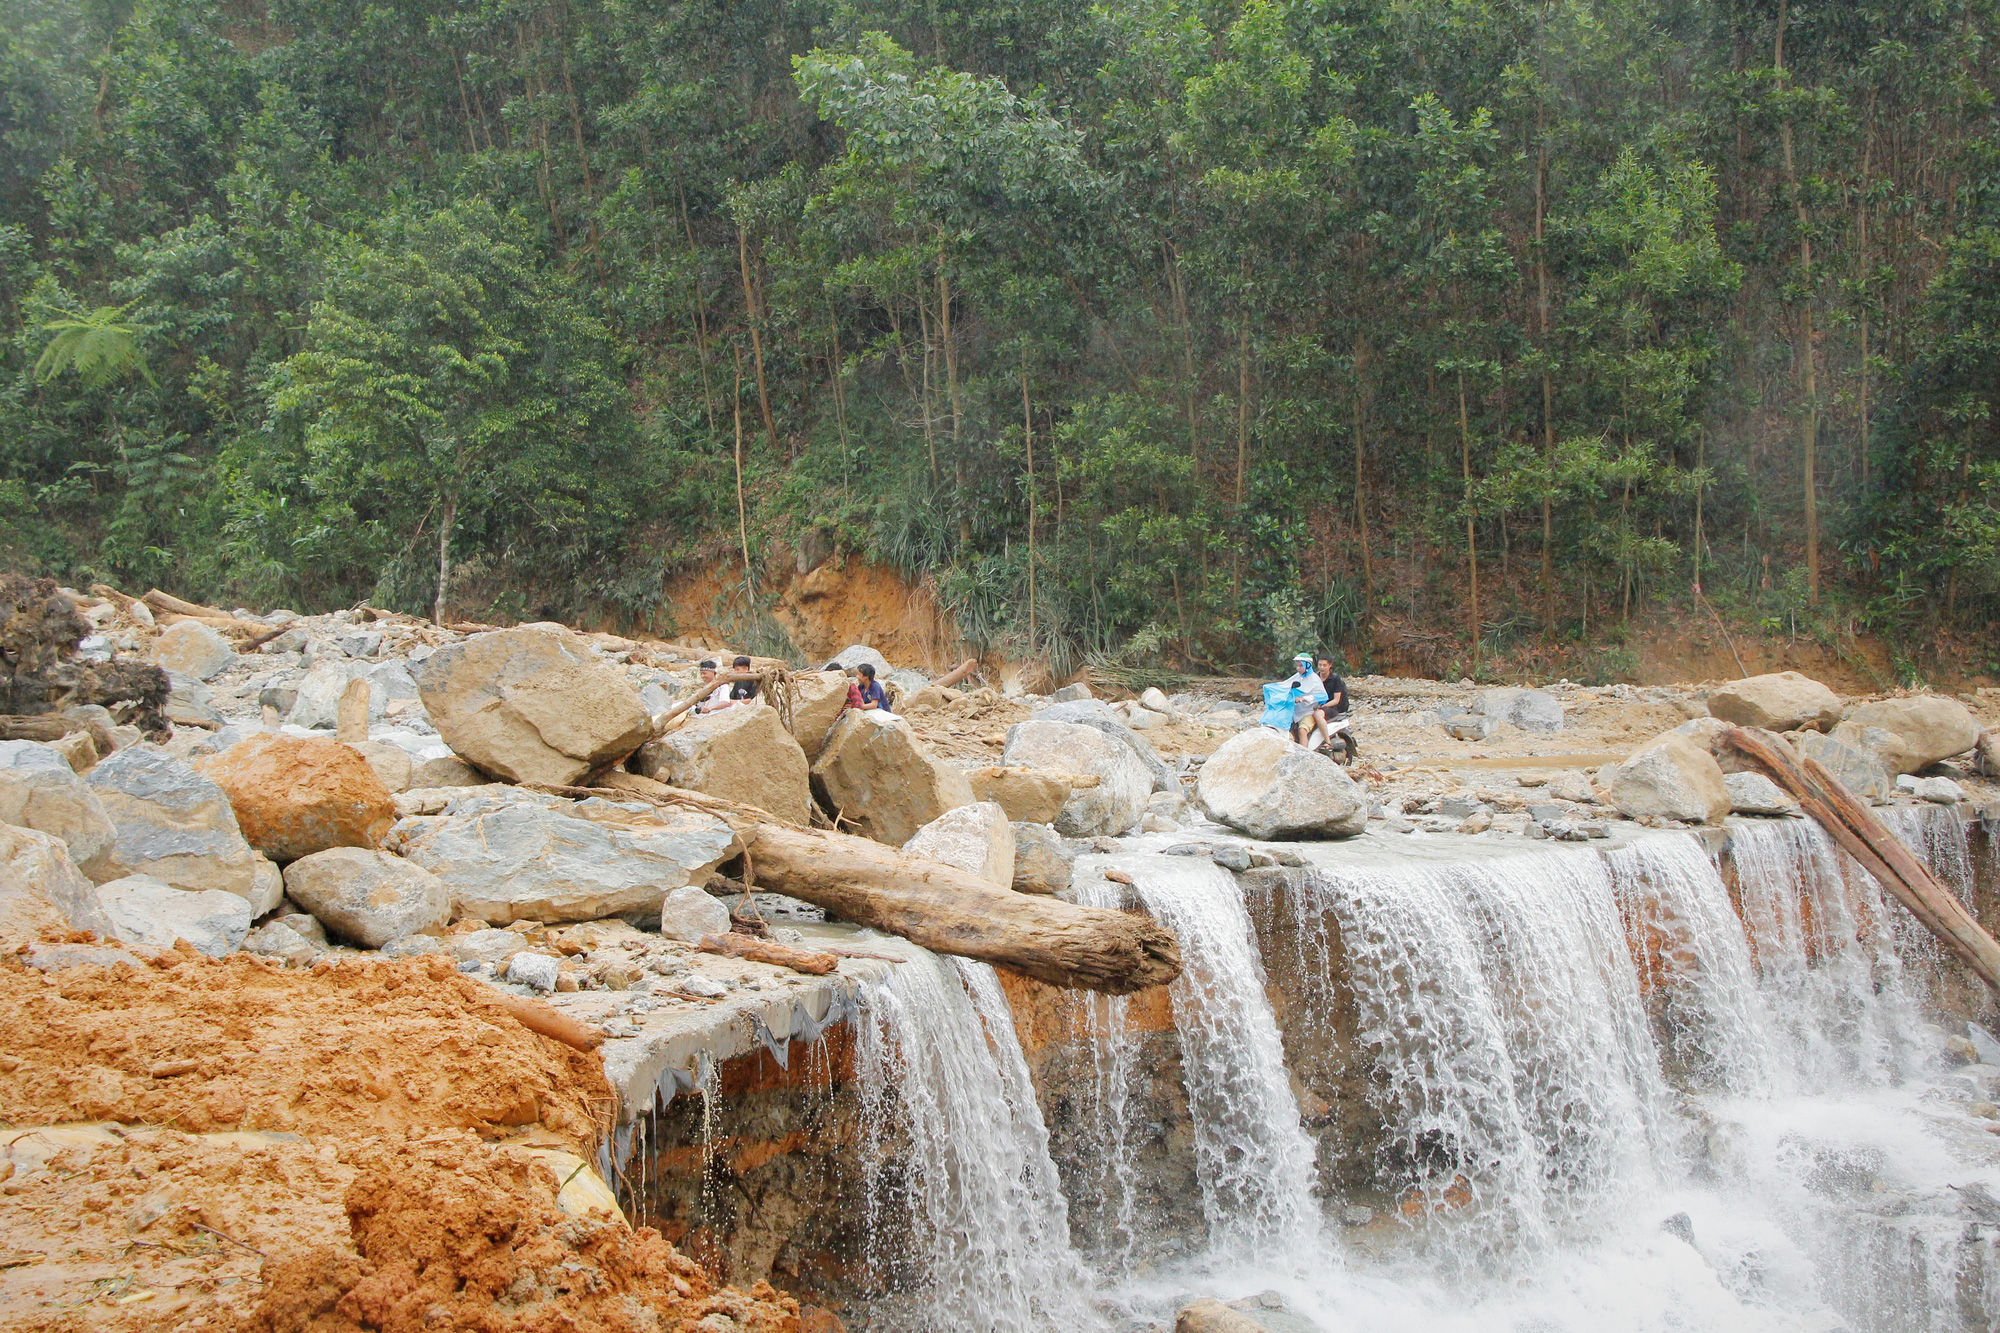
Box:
150;620;234;681
1002;720;1153;838
281;846;449;948
811;710;974;846
1839;696;1982;774
966;765;1071;824
1705;672;1843;733
637;702;810;824
1605;735;1730;823
415;628;653;785
0;824;116;945
0;740;116;868
198;734;395;863
348;740;415;793
410;755;485;788
1195;728;1366;840
788;671;853;761
902;801;1015;888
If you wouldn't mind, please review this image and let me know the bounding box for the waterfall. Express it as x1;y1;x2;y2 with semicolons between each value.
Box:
1273;844;1670;1272
851;942;1103;1333
1726;818;1926;1086
1602;832;1779;1096
1078;854;1324;1259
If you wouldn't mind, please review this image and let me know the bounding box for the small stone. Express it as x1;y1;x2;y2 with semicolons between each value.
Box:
1048;682;1093;704
1547;771;1598;804
340;631;384;658
1580;823;1610;839
660;884;731;942
1139;687;1174;714
506;952;560;991
679;974;728;999
1459;810;1493;834
1209;844;1252;872
1341;1204;1374;1226
1162;843;1210;857
1440;798;1483;820
1725;771;1799;816
1899;774;1966;804
1526;803;1565;822
1525;822;1548;840
243;920;320;966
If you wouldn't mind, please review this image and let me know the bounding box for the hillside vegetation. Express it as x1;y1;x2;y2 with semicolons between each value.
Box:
2;0;1997;678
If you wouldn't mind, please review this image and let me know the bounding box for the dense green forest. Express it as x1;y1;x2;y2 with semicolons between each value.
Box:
3;0;1998;677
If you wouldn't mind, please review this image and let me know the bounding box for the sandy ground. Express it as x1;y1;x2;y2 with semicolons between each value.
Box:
0;952;810;1333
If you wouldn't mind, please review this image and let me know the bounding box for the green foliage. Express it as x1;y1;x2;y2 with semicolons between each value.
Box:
0;0;1990;673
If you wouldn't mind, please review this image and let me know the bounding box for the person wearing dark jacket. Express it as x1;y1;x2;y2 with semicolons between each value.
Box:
1313;657;1357;761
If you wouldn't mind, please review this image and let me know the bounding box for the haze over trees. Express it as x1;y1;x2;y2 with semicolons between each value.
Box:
2;0;1996;678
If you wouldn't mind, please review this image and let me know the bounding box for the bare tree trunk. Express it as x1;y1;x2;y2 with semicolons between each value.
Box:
1352;340;1375;649
1536;137;1557;634
917;294;939;488
1168;242;1200;471
1233;296;1252;600
939;258;968;545
1023;353;1037;645
736;225;781;461
732;350;752;589
678;185;716;433
1457;369;1480;676
1776;0;1819;605
435;481;457;626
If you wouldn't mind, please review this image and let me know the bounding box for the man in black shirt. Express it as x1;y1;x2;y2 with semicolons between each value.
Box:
1314;657;1357;762
726;655;759;703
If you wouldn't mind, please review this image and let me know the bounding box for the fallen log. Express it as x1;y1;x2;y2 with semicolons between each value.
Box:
453;975;604;1051
0;714;77;743
648;671;762;733
932;658;979;690
1719;726;2000;993
697;932;839;975
553;773;1182;995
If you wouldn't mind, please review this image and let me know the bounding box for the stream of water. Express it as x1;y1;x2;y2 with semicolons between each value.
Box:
841;806;2000;1333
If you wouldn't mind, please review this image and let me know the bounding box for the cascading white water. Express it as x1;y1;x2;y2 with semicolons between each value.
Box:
1603;832;1780;1096
1278;844;1670;1270
1078;854;1323;1259
851;942;1103;1333
1727;817;1927;1085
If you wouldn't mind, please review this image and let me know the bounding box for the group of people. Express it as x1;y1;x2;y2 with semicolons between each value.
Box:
1267;653;1357;762
693;655;895;719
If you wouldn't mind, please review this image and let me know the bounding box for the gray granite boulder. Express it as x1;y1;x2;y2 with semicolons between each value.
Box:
83;747;263;900
388;799;736;924
1605;735;1730;823
0;823;117;944
903;801;1015;888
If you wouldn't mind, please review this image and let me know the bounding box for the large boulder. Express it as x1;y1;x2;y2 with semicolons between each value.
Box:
150;620;235;681
388;799;736;924
1196;728;1367;840
197;734;396;862
1035;699;1177;794
0;824;116;944
659;884;731;942
1794;728;1894;801
1839;697;1982;774
902;801;1015;888
1605;735;1730;823
1476;687;1564;735
789;671;853;761
97;874;250;957
826;644;891;675
416;629;653;786
1724;771;1798;816
639;702;810;824
281;846;449;947
811;711;974;846
0;740;116;868
1706;672;1843;733
84;747;262;900
1003;719;1152;838
966;765;1071;824
1010;822;1073;895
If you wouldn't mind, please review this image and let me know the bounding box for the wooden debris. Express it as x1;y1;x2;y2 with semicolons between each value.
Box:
454;977;604;1051
1720;725;2000;993
697;932;840;975
545;773;1183;995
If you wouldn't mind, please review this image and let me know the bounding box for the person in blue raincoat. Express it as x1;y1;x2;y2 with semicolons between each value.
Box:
1260;653;1327;747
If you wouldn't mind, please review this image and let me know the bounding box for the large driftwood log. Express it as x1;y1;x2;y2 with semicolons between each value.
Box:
558;772;1183;995
1720;726;2000;993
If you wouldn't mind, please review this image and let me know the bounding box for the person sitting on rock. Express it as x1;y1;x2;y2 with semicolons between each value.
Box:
1313;656;1357;762
725;655;759;705
1283;652;1330;750
696;660;732;713
846;663;895;718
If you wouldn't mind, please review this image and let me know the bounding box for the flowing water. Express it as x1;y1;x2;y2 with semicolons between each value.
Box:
840;809;2000;1333
849;942;1101;1332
